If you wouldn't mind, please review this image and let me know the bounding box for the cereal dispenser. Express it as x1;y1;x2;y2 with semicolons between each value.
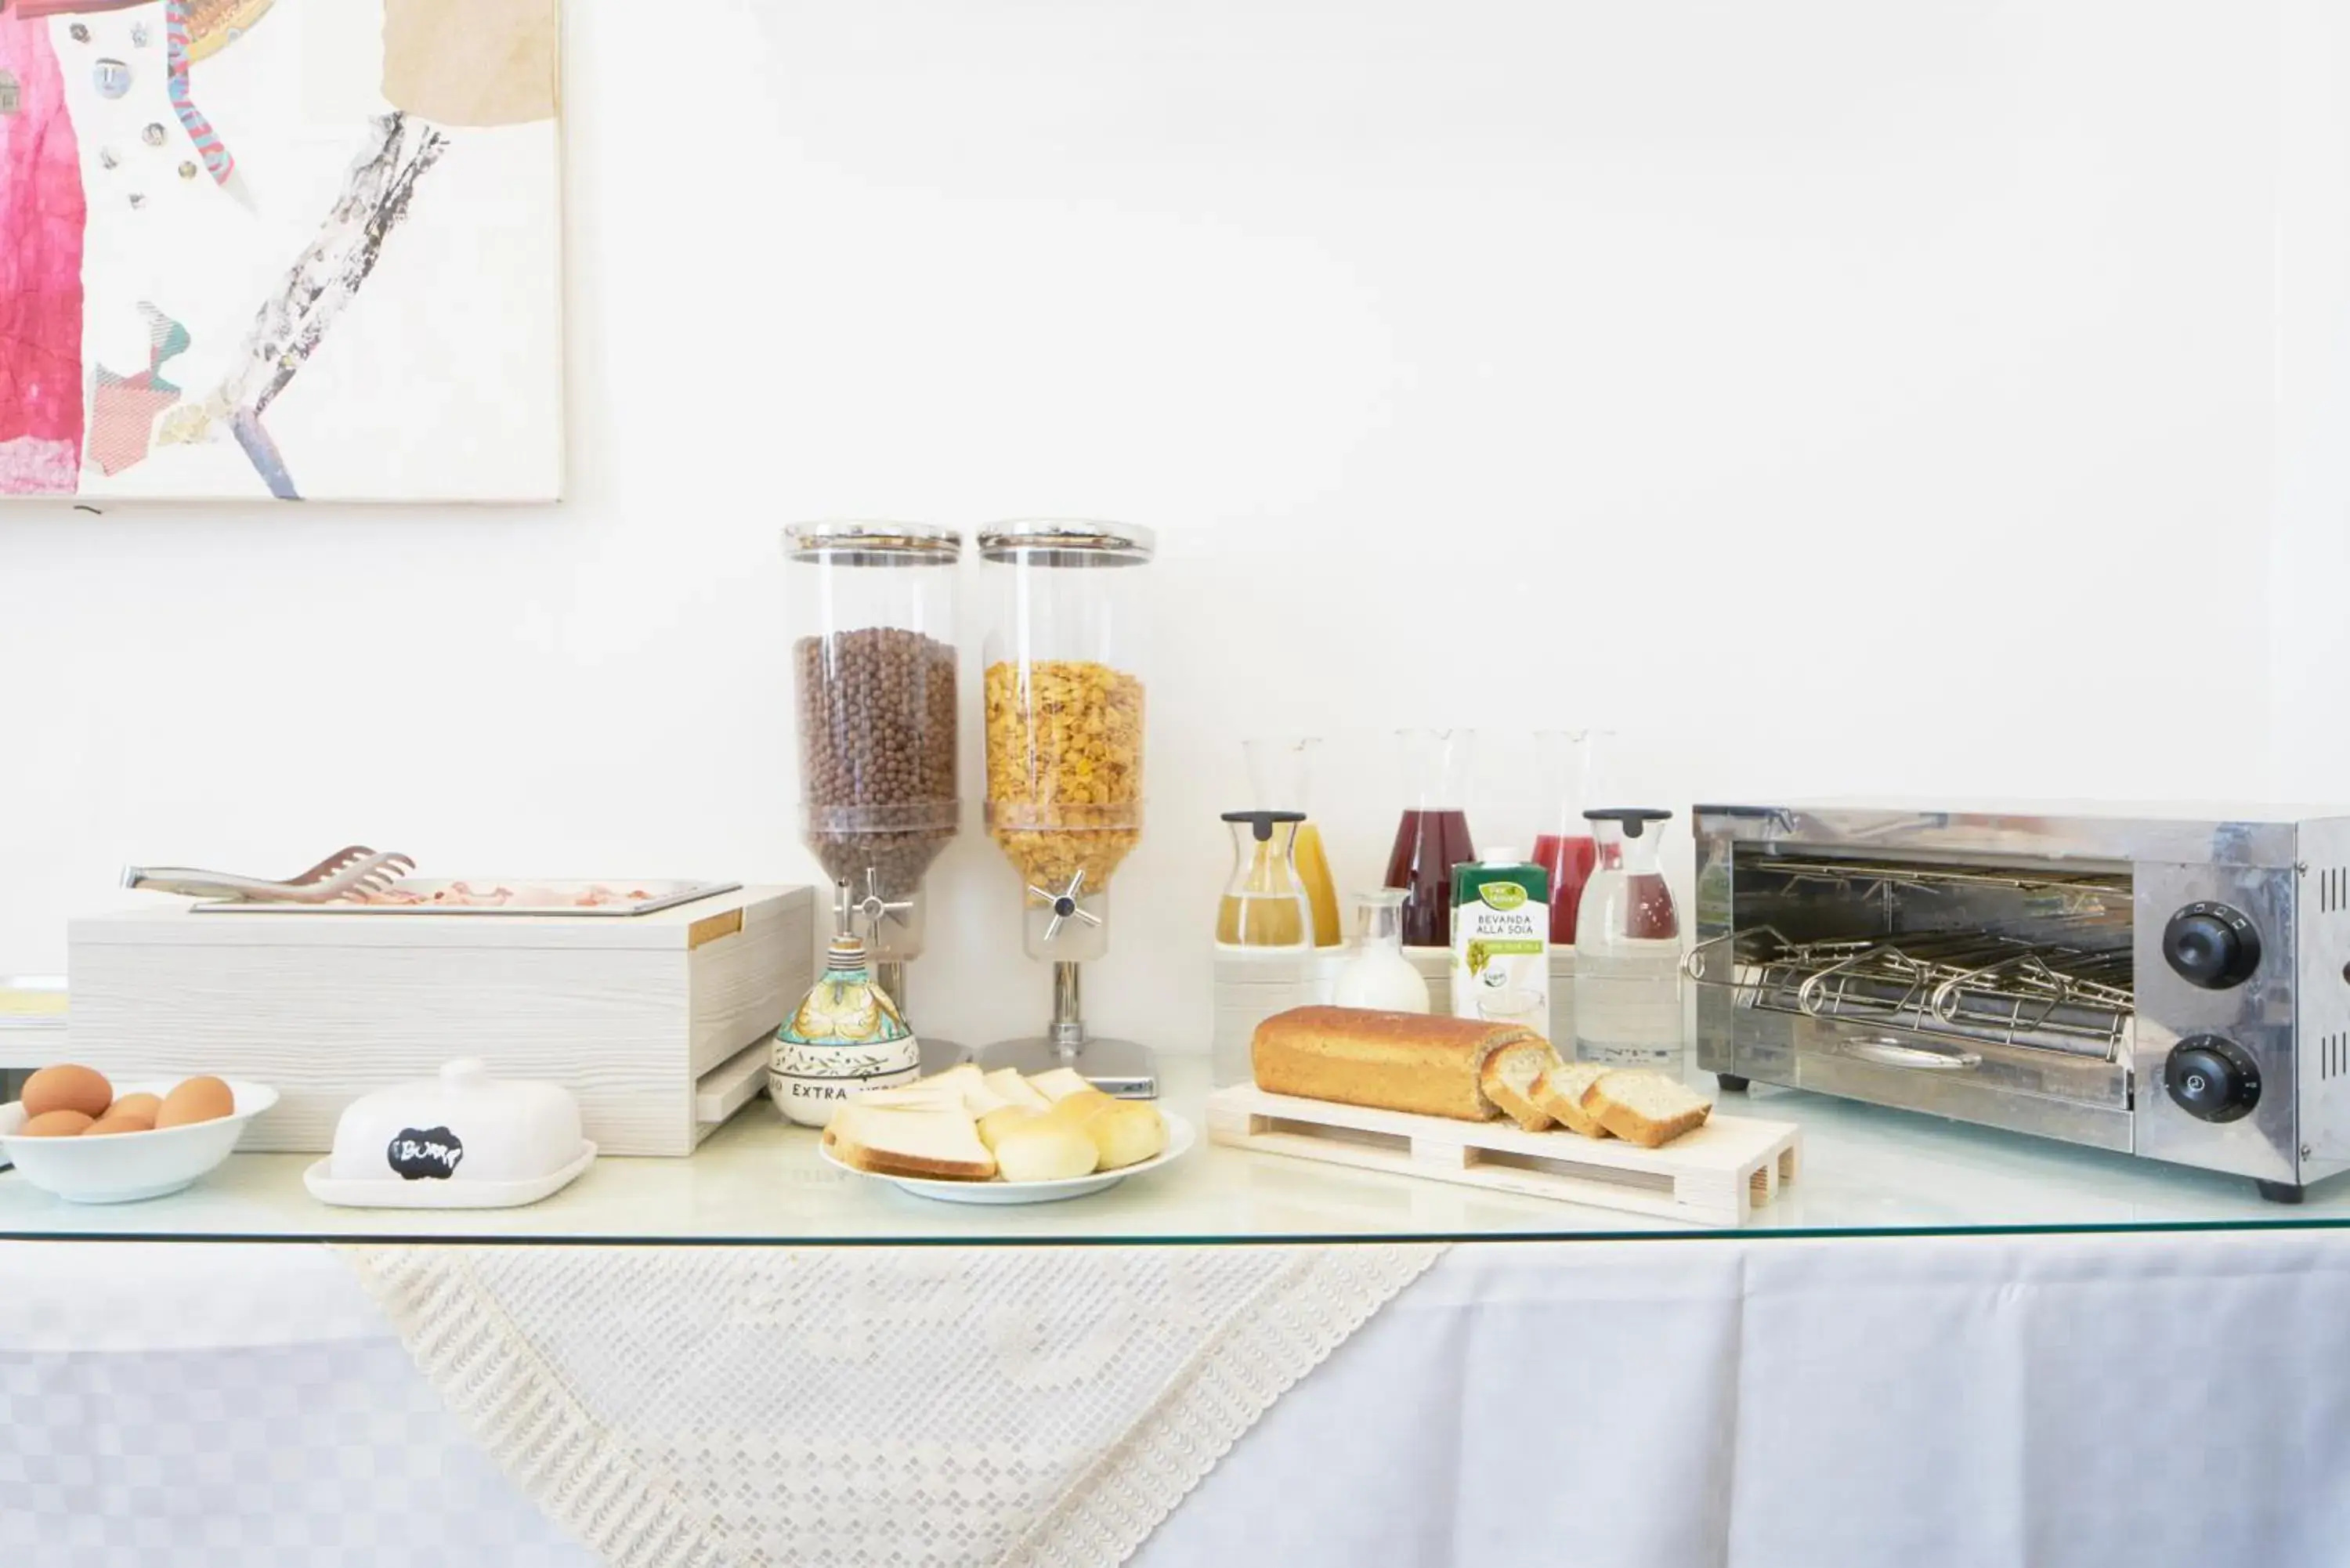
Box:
785;521;966;1071
975;520;1156;1097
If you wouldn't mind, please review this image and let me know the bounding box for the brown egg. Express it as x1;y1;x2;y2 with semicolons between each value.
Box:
22;1064;113;1121
17;1109;95;1137
85;1111;156;1136
155;1075;236;1129
107;1092;163;1124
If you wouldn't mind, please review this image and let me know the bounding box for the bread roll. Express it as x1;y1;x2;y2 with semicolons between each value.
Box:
992;1117;1100;1183
976;1104;1041;1151
1043;1086;1115;1126
1251;1006;1541;1122
1086;1100;1167;1169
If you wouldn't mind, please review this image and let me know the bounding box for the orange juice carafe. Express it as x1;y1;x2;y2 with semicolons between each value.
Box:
1243;737;1342;947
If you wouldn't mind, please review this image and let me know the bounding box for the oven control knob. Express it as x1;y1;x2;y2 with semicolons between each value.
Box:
2164;1035;2261;1123
2162;903;2261;989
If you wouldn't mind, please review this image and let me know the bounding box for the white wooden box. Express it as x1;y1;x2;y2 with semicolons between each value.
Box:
65;885;815;1157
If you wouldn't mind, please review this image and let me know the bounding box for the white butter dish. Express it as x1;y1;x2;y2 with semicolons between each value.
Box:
302;1057;595;1209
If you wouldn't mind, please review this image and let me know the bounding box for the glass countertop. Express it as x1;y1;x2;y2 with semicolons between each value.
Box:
5;1057;2349;1245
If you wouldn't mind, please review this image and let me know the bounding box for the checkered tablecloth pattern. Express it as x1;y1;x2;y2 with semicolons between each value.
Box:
0;1336;595;1566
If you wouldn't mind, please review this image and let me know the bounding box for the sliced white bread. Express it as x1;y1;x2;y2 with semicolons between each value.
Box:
923;1062;1009;1117
826;1101;996;1180
1534;1061;1614;1139
832;1083;964;1117
983;1068;1053;1113
1029;1067;1097;1103
992;1117;1100;1182
1477;1039;1560;1133
1582;1069;1712;1149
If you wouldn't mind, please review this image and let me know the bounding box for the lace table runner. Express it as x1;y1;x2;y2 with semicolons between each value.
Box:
339;1244;1445;1568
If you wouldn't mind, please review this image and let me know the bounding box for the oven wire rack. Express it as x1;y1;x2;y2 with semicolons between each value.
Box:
1687;925;2135;1060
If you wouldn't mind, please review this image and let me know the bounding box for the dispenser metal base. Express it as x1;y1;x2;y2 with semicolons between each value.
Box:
917;1036;971;1076
976;1035;1158;1100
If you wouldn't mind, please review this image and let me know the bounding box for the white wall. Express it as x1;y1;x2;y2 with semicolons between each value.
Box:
0;0;2334;1055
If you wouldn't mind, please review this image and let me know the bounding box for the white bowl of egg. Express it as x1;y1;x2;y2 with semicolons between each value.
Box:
0;1064;278;1204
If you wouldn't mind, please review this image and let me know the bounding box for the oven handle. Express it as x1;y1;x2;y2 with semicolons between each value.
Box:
1845;1038;1983;1072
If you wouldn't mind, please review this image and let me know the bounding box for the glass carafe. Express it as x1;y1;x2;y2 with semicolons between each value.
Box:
1330;889;1432;1012
1244;736;1341;947
1531;729;1605;946
1217;811;1313;949
1573;808;1683;1068
1382;728;1477;950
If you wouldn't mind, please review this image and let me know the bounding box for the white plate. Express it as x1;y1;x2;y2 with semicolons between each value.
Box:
302;1141;597;1209
0;1078;278;1204
820;1111;1195;1205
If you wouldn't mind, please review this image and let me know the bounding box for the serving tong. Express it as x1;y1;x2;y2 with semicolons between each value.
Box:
123;845;416;904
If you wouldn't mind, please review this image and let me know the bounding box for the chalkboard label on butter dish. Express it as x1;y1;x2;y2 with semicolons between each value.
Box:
387;1126;465;1180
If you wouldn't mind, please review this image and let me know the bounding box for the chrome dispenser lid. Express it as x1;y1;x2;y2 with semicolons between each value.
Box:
783;520;962;565
977;518;1155;567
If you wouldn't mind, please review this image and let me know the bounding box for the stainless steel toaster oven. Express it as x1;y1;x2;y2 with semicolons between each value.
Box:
1690;804;2350;1201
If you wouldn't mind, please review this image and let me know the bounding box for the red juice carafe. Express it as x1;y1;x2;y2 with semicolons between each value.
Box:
1528;728;1605;945
1382;728;1477;948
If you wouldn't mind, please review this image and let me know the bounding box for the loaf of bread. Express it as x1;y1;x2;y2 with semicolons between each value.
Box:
1251;1006;1545;1122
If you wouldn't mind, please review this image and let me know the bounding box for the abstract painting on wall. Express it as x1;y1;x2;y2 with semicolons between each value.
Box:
0;0;562;503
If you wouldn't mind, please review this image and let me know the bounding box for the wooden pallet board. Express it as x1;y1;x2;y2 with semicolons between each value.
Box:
1206;1084;1802;1228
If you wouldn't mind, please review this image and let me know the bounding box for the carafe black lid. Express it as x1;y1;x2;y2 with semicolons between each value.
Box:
1583;807;1673;839
1220;809;1307;842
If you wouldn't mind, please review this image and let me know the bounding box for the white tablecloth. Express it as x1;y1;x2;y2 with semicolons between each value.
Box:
7;1232;2350;1566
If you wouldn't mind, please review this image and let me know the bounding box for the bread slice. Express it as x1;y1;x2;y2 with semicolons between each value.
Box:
837;1083;964;1115
923;1062;1009;1117
1535;1061;1613;1139
826;1101;996;1180
1582;1069;1712;1149
1478;1039;1560;1133
1029;1067;1097;1103
983;1068;1053;1113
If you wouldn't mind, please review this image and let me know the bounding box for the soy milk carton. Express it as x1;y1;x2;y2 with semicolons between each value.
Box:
1449;851;1551;1030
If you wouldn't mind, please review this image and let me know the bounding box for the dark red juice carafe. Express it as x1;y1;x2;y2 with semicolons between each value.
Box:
1383;729;1477;948
1385;808;1477;948
1531;833;1597;944
1531;731;1606;945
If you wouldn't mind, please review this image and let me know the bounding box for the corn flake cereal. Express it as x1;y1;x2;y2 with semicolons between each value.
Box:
984;660;1144;888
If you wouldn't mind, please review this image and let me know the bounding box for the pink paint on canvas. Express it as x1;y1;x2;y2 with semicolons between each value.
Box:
0;12;85;494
